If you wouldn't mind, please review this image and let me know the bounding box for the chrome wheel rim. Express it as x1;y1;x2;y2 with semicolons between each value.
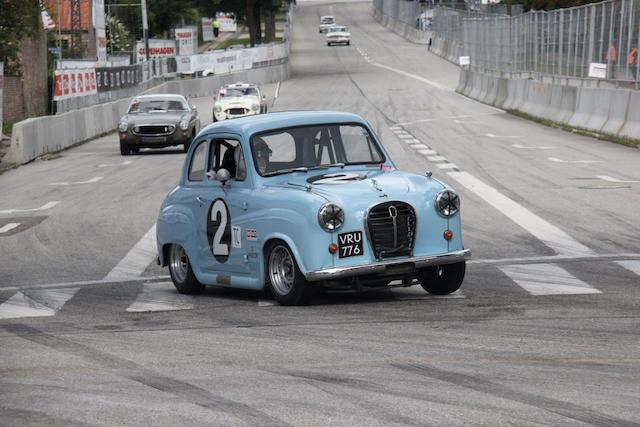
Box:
169;245;189;284
269;245;295;295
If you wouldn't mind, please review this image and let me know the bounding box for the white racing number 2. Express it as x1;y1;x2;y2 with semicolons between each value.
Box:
207;199;231;262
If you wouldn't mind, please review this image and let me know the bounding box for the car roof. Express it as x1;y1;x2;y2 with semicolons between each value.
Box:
320;15;334;19
200;111;367;138
133;94;187;101
223;82;258;89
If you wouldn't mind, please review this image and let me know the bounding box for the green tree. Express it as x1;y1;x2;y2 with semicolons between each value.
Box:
0;0;42;76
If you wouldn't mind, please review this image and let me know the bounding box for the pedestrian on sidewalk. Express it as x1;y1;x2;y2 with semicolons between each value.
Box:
213;18;220;38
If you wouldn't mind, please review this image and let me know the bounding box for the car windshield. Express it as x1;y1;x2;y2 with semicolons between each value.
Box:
321;17;334;24
329;26;347;32
222;87;258;97
251;124;385;176
129;98;188;113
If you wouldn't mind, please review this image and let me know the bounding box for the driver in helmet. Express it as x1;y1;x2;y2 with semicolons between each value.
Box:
253;138;272;175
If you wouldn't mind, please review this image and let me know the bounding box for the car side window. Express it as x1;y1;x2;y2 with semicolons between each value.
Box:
188;141;207;181
208;139;247;182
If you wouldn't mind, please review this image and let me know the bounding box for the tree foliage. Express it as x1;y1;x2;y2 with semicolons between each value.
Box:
0;0;42;76
519;0;603;11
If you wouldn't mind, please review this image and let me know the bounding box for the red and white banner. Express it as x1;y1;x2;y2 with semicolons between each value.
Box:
175;27;197;56
93;0;107;66
201;18;214;42
53;69;98;101
136;39;177;63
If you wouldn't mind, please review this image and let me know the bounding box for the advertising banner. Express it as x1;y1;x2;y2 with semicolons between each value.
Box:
176;43;288;74
175;27;197;56
201;18;214;42
53;69;98;101
218;16;237;32
0;62;4;137
589;63;607;79
94;0;107;66
96;64;143;92
136;39;177;63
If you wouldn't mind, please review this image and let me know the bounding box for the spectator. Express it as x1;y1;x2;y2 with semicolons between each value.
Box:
213;18;220;38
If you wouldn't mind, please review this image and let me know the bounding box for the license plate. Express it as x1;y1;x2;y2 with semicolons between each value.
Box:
141;136;166;143
338;231;364;258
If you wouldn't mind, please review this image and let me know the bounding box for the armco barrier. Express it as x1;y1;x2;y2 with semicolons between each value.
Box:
6;62;290;165
458;68;640;140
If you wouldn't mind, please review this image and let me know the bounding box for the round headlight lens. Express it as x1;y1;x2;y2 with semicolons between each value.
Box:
179;119;189;131
435;189;460;217
214;104;222;113
133;126;140;133
318;203;344;232
118;121;128;132
251;103;260;111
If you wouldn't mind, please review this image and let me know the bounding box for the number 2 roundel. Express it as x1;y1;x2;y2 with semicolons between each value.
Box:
207;199;231;263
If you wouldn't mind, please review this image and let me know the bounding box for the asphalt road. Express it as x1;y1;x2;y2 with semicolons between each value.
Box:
1;1;639;425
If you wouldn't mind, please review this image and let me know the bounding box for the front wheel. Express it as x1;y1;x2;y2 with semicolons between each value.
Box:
120;142;131;156
347;41;350;45
168;244;205;294
266;242;314;305
419;261;466;295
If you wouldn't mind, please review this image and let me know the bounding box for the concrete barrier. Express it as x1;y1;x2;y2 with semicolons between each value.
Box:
372;9;431;45
601;89;630;135
6;62;290;165
619;91;640;138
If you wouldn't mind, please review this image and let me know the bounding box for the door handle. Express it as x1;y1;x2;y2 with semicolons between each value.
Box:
196;196;207;205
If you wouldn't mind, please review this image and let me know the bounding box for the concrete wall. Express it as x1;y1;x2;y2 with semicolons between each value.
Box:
6;62;290;165
457;68;640;141
372;8;431;45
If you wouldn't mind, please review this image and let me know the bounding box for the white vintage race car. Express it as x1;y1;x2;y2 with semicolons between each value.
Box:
327;25;351;46
212;82;267;122
319;15;335;33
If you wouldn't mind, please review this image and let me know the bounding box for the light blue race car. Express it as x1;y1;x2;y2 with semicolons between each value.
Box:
156;111;470;305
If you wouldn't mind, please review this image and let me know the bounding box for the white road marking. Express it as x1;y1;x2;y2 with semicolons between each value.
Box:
370;61;453;91
453;119;479;124
448;171;594;257
389;284;465;300
396;118;440;126
512;144;556;150
2;275;171;293
0;201;60;215
418;149;438;155
427;156;448;162
548;157;602;164
500;264;600;295
104;224;157;282
486;133;523;139
49;177;104;186
398;134;414;139
274;81;281;99
258;299;277;307
447;115;472;119
615;260;640;276
389;126;402;131
469;253;640;265
0;288;79;319
437;163;459;170
596;175;639;184
126;282;194;312
405;140;423;146
98;160;133;168
0;223;20;234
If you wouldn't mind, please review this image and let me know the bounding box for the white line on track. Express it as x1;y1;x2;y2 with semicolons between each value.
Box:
0;201;60;215
1;275;171;293
103;224;157;282
500;264;601;295
427;156;448;162
49;177;103;186
0;223;20;234
369;61;452;91
274;81;281;99
615;260;640;276
98;160;133;168
397;134;414;139
596;175;639;183
418;149;437;155
0;288;79;319
485;133;523;139
126;282;194;312
512;144;556;150
548;157;602;164
437;163;458;170
447;171;594;257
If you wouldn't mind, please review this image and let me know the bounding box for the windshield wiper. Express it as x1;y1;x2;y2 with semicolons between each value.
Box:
262;167;309;177
307;163;345;171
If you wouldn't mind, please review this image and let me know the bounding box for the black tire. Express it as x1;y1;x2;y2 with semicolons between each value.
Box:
131;147;140;154
265;241;314;306
347;41;350;45
263;105;268;114
120;142;131;156
184;131;194;153
213;113;218;122
168;244;205;294
419;261;466;295
327;42;331;46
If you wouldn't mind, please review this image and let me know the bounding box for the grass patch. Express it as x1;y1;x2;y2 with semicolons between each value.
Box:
506;109;640;149
2;122;12;137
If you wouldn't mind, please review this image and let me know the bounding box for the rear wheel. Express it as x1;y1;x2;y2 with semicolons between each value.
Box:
168;244;205;294
266;241;314;305
347;41;350;45
120;142;131;156
419;262;465;295
327;42;331;46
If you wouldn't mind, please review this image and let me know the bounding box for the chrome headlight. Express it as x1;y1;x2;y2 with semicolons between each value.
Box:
251;103;260;112
318;203;344;232
118;121;129;133
214;103;222;113
179;119;189;131
133;126;140;133
435;189;460;217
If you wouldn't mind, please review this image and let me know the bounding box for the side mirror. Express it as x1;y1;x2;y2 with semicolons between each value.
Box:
216;168;231;183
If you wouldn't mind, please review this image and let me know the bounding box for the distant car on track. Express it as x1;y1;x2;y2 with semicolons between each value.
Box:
118;94;200;155
319;15;335;33
156;111;470;305
326;25;350;46
213;82;267;122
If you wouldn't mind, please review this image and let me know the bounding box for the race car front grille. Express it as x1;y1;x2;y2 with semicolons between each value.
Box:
133;125;175;136
366;201;416;260
227;108;248;115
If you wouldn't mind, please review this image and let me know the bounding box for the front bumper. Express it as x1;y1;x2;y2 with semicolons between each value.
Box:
304;249;471;282
120;131;191;148
214;110;258;121
327;38;350;44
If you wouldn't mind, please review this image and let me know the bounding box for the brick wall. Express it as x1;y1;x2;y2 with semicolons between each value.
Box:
2;31;48;125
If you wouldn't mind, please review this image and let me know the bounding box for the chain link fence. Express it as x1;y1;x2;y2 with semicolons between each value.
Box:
461;0;640;83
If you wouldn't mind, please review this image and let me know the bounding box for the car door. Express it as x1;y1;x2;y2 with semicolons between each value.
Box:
195;134;253;277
